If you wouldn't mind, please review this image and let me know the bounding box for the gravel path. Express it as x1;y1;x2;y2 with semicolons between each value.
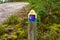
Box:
0;2;29;23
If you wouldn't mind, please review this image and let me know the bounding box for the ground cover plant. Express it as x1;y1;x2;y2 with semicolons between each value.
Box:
0;14;27;40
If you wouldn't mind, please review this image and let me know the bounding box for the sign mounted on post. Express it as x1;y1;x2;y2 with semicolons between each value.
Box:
28;9;37;22
28;9;37;40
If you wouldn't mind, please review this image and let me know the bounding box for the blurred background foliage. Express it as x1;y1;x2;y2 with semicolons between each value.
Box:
29;0;60;22
29;0;60;40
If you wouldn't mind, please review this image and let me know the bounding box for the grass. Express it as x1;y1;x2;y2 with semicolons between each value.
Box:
0;6;30;40
3;14;22;25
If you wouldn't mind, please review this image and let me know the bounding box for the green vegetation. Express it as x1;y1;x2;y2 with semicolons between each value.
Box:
29;0;60;40
50;24;60;32
29;0;60;22
0;14;27;40
3;14;22;25
0;0;60;40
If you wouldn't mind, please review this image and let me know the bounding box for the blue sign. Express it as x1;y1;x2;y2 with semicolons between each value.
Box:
28;14;37;22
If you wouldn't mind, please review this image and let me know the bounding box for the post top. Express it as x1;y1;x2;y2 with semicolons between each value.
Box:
28;9;37;18
28;9;37;22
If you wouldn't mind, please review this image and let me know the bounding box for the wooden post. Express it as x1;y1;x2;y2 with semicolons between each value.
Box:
28;22;37;40
28;9;37;40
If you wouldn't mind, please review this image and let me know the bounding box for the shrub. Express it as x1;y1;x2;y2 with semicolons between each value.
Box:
29;0;60;22
16;28;26;39
3;14;22;25
0;24;5;35
49;24;60;32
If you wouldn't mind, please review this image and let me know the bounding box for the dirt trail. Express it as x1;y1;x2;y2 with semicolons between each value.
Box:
0;2;29;23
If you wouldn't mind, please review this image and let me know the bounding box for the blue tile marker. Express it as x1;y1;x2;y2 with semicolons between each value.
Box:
28;10;37;40
28;10;37;22
28;14;37;22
